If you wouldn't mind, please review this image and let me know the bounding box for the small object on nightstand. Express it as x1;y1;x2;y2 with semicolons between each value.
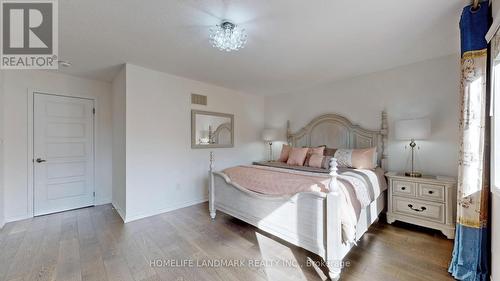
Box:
385;172;456;239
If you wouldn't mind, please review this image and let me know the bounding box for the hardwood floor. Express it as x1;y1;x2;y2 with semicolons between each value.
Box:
0;203;454;281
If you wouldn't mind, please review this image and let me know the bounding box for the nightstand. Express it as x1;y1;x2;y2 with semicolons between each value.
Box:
385;172;457;239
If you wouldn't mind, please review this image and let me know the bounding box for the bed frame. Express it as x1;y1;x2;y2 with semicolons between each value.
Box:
209;111;388;280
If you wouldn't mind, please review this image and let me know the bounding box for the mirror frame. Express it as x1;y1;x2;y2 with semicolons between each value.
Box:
191;110;234;149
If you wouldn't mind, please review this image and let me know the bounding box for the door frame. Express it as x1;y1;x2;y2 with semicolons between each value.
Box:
27;89;97;217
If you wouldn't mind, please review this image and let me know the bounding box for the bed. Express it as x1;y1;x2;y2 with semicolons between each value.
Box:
208;112;389;280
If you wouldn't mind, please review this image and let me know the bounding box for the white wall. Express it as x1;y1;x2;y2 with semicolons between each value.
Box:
2;71;113;222
111;67;127;219
123;64;265;222
264;54;460;177
0;71;4;228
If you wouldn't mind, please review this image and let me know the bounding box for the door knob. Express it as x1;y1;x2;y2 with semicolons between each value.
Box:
35;158;46;163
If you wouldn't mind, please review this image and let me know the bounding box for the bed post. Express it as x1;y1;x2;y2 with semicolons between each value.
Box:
326;158;342;280
381;110;389;170
209;151;216;220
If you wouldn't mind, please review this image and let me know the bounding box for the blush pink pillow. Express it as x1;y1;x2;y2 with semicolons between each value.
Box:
287;147;309;166
277;144;292;162
308;146;325;156
334;147;377;169
351;147;377;169
308;154;324;168
304;146;325;166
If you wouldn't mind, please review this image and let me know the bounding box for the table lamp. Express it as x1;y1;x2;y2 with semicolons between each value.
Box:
261;129;280;161
395;118;431;177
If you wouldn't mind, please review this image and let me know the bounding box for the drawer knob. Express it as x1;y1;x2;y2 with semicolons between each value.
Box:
407;204;427;212
428;190;434;194
401;187;406;190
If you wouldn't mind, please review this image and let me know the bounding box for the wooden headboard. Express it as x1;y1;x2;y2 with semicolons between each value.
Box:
287;111;388;169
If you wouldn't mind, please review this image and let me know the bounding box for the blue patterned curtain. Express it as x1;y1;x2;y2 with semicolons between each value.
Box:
449;2;490;281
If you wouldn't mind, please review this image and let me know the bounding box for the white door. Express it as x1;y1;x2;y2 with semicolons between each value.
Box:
34;93;95;216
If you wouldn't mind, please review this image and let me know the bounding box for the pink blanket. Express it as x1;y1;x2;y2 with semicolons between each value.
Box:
223;165;331;195
222;165;387;243
223;165;386;200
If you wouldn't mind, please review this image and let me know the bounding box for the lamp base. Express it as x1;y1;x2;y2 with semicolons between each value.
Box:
405;171;422;177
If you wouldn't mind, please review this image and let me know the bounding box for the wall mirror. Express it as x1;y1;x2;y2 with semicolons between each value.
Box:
191;110;234;148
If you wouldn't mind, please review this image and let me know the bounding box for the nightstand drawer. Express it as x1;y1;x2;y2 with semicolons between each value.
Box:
392;180;416;196
418;183;445;202
392;196;445;223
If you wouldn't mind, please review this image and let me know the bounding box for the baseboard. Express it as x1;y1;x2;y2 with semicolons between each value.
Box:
124;198;208;223
0;199;208;225
5;214;31;224
95;197;112;206
112;201;126;222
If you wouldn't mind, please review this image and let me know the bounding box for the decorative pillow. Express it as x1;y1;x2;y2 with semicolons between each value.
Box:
286;147;309;166
308;154;324;168
334;147;377;169
304;146;325;166
321;156;333;169
277;144;292;162
324;147;337;157
306;155;333;169
308;146;325;156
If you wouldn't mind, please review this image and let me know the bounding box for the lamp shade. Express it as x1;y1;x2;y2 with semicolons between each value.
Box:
395;118;431;140
261;128;280;142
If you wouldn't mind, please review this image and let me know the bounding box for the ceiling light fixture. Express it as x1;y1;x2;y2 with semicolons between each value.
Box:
209;21;247;52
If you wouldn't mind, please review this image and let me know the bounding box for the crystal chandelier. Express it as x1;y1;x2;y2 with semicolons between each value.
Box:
209;21;247;52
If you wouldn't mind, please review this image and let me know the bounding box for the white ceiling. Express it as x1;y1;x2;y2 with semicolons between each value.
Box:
58;0;466;95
